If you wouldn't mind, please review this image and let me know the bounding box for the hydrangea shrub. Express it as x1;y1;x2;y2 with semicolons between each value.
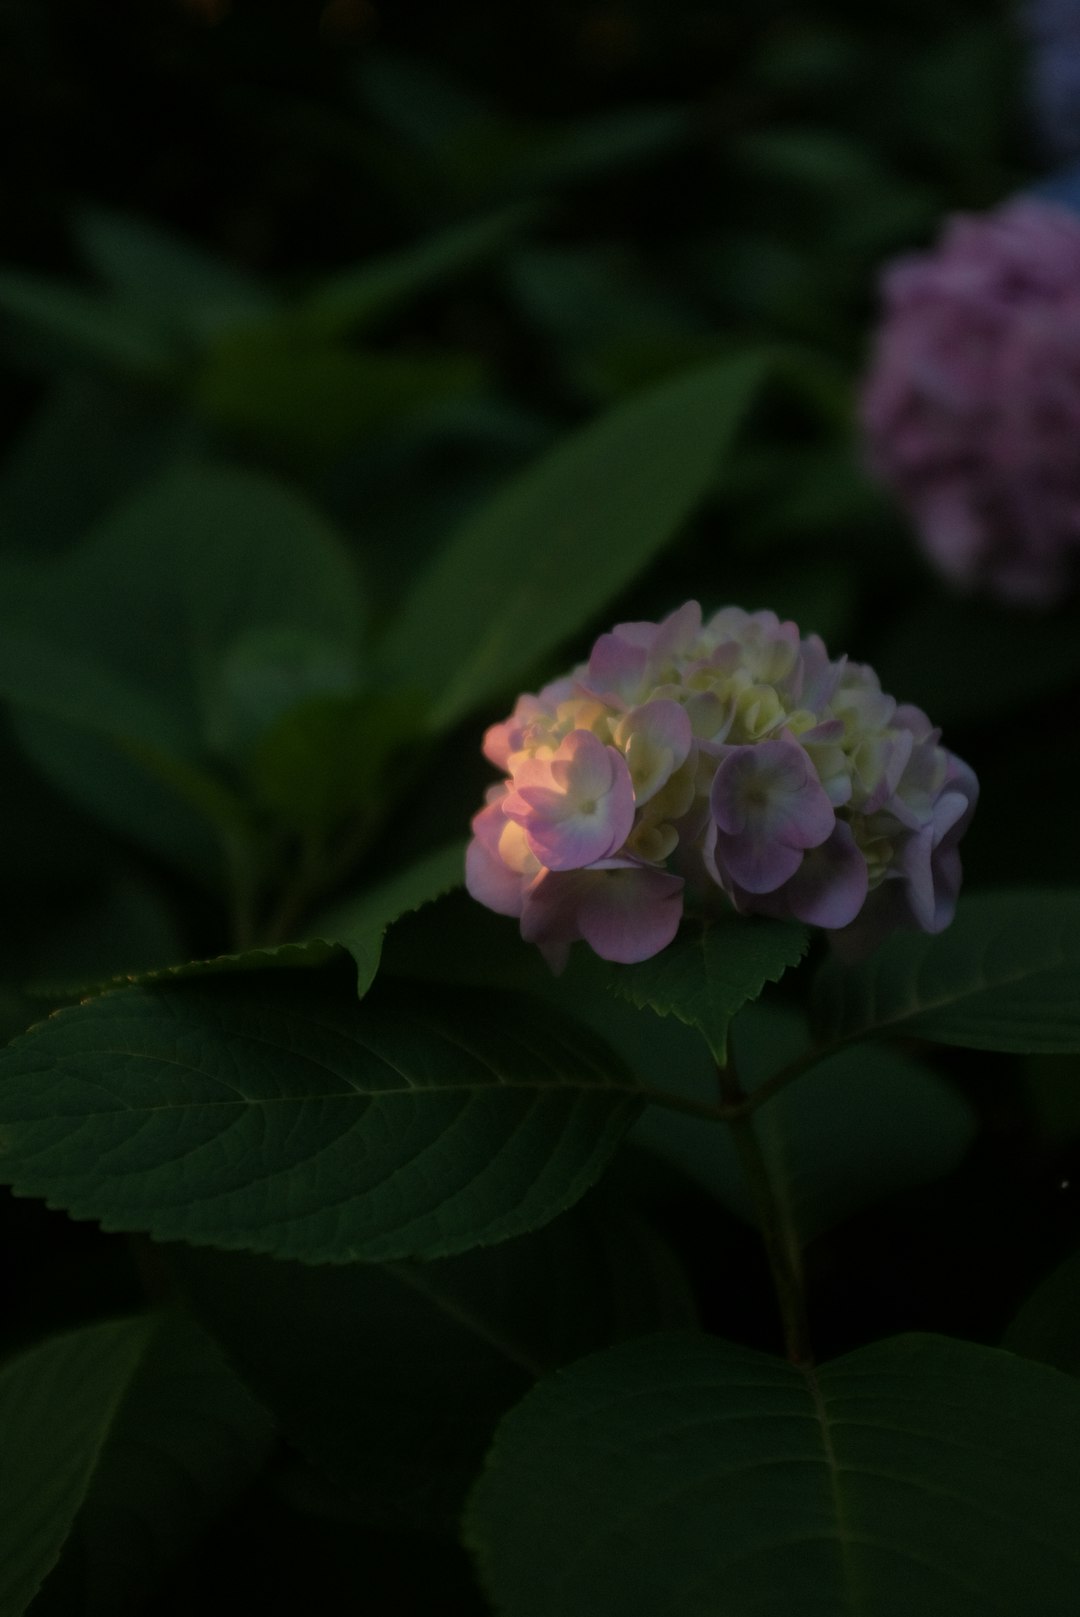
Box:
466;602;977;967
860;199;1080;606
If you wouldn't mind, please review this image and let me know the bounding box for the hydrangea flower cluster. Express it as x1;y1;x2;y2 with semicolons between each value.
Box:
466;602;977;969
1024;1;1080;158
860;198;1080;606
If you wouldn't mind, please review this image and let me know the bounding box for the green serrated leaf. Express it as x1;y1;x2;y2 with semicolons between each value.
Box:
0;1317;152;1617
611;914;809;1064
466;1331;1080;1617
381;356;768;732
812;889;1080;1054
28;1313;274;1616
0;973;643;1264
311;840;465;995
57;842;463;1003
171;1190;694;1533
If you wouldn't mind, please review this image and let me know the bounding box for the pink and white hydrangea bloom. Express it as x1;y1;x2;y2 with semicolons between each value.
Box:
466;602;977;968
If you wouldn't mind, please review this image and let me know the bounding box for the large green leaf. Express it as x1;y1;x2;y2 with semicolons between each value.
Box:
171;1189;694;1533
635;1005;975;1247
0;972;643;1264
610;914;809;1065
812;890;1080;1054
466;1331;1080;1617
381;356;767;731
0;1317;152;1617
28;1313;274;1617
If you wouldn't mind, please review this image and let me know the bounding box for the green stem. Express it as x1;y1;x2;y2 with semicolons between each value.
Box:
740;1044;833;1116
718;1059;813;1366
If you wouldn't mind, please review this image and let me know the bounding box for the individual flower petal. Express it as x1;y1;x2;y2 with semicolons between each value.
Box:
521;861;683;965
708;737;836;893
464;796;533;918
613;698;693;805
504;728;635;870
577;863;684;963
581;633;649;707
780;821;869;929
898;783;975;931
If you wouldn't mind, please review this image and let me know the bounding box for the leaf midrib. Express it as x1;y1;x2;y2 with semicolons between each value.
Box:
387;1262;545;1378
804;1361;861;1615
830;931;1078;1045
7;1045;639;1111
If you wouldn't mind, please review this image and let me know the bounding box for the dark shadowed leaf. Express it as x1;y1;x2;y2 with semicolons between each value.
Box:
0;1317;152;1617
466;1331;1080;1617
171;1190;694;1533
28;1313;274;1617
812;890;1080;1053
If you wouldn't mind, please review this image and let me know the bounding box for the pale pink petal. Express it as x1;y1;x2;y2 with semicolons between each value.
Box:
506;730;635;871
783;822;869;929
577;865;684;963
582;633;648;706
465;807;529;918
616;698;693;804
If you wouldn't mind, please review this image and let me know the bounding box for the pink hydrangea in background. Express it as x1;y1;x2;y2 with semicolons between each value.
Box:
466;602;977;969
860;198;1080;606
